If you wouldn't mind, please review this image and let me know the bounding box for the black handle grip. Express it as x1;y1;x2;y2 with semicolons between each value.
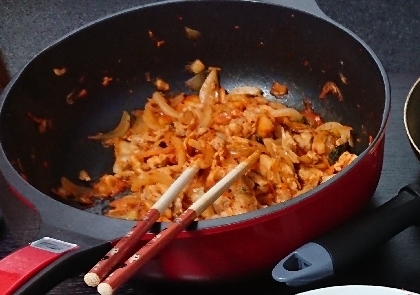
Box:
315;182;420;274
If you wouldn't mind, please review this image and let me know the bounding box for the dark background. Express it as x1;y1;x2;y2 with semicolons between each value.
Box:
1;0;420;75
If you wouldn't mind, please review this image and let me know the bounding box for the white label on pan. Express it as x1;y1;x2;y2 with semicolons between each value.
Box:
30;237;78;253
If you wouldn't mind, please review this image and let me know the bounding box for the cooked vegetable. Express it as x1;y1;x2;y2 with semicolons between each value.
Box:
89;111;131;141
186;59;206;74
55;66;357;222
270;81;288;97
184;26;201;40
328;143;349;164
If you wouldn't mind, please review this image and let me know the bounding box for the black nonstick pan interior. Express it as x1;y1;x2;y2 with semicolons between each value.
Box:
0;0;384;214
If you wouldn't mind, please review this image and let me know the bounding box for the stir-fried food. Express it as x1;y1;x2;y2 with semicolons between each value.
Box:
54;65;356;222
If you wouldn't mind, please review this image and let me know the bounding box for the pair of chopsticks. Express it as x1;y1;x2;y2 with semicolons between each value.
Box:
84;150;261;295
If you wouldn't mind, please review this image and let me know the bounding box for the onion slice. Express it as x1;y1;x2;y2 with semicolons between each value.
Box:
185;72;207;92
89;111;131;140
60;177;95;205
152;92;180;119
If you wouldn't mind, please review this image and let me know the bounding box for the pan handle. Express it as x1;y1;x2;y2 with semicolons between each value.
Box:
260;0;328;19
0;237;79;295
272;182;420;286
0;235;112;294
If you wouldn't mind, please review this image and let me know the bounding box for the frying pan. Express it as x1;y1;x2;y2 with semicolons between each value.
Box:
272;77;420;286
0;0;389;294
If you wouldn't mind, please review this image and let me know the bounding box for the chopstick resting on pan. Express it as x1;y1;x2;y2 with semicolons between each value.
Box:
84;166;199;287
96;150;261;295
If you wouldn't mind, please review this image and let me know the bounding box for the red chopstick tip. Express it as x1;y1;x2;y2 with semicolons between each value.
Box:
84;272;100;287
97;282;113;295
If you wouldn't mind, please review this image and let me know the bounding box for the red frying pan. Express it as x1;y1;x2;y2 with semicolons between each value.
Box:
0;0;389;294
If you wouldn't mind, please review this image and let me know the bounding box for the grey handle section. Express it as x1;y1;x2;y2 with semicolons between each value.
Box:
260;0;328;19
272;242;334;287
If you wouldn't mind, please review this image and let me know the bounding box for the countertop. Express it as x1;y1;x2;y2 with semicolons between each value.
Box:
1;0;420;75
1;1;420;295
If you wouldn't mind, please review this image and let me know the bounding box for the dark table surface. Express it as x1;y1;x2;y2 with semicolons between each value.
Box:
1;1;420;295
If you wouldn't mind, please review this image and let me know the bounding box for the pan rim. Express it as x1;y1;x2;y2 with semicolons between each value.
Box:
0;0;391;238
403;76;420;155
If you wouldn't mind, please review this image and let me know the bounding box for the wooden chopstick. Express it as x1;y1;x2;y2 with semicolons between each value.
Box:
83;166;199;287
96;150;261;295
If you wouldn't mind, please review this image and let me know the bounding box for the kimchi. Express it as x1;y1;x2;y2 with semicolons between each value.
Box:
55;66;356;222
